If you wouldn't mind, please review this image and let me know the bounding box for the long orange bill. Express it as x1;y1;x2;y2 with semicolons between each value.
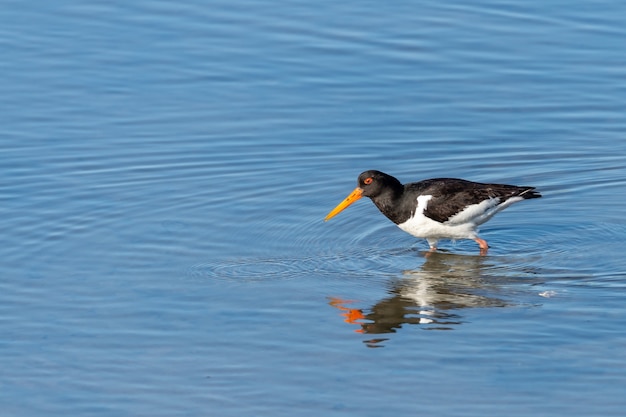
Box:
324;187;363;221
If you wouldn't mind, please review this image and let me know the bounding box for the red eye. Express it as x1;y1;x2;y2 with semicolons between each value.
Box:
364;177;373;185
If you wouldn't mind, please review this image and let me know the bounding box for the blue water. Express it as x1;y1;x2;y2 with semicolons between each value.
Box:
3;1;626;416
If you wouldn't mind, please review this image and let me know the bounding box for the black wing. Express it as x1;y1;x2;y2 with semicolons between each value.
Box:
406;178;540;223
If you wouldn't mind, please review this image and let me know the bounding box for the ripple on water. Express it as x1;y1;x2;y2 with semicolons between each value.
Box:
188;257;321;283
186;244;419;286
189;219;626;293
511;221;626;283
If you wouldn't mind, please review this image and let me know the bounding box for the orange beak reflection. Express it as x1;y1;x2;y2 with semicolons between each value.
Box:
324;187;363;221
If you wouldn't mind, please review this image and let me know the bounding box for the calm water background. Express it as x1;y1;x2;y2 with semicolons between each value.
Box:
2;0;626;415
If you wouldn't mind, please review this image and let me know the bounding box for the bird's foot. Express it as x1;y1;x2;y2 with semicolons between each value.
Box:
423;246;438;258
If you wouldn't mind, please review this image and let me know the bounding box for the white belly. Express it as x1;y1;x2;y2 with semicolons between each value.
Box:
397;212;478;240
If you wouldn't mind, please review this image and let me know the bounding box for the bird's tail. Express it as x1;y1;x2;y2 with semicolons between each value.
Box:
519;187;541;199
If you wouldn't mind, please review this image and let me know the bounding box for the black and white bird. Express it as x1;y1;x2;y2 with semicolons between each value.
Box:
324;170;541;254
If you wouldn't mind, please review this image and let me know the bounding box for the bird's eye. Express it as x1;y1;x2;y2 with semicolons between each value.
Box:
364;177;373;185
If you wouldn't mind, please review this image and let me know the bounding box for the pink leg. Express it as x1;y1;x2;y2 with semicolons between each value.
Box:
474;238;489;255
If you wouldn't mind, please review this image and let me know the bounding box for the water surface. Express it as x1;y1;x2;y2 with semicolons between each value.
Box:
2;0;626;416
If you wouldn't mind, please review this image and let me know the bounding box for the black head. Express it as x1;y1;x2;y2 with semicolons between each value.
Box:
324;170;404;222
357;170;403;198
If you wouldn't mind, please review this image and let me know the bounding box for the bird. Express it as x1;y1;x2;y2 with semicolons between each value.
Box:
324;170;541;254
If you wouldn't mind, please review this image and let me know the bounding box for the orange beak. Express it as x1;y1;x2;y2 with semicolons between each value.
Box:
324;187;363;221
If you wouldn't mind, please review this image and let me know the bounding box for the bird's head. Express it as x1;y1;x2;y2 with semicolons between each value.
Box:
324;170;401;221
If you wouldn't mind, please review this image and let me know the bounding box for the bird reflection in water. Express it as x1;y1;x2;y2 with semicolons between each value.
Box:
329;251;511;347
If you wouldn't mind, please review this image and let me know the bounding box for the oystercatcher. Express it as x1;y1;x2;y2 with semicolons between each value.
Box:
324;170;541;253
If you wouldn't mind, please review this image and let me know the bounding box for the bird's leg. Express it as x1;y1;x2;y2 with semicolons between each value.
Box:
422;240;438;257
474;237;489;255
